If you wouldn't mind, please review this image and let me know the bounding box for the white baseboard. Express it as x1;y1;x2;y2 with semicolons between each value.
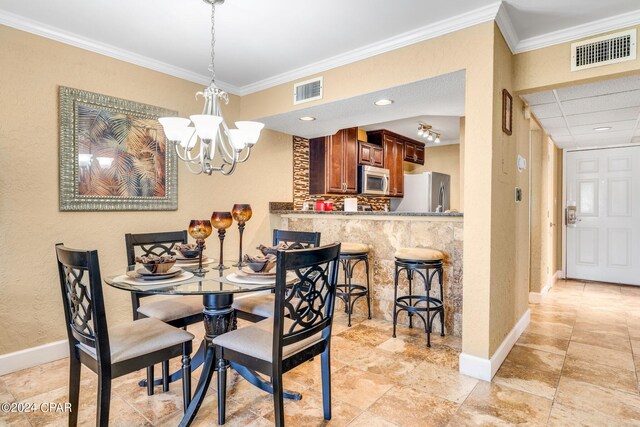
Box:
529;270;563;303
0;340;69;376
459;308;530;381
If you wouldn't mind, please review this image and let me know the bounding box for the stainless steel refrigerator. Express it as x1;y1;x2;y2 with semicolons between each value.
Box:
391;172;451;212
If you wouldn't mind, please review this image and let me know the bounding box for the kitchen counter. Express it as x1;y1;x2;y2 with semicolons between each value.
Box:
270;210;463;217
273;211;463;336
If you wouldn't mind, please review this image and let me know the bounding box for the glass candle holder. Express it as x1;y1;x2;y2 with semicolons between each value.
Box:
211;211;233;270
231;204;252;267
188;219;212;275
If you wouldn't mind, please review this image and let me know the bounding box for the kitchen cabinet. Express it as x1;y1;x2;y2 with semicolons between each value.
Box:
404;141;425;165
383;135;404;197
358;141;384;167
309;128;358;194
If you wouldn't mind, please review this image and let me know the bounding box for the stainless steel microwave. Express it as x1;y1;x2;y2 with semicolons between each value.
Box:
358;165;390;196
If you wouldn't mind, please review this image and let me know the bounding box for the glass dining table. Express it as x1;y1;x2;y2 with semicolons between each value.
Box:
104;263;300;426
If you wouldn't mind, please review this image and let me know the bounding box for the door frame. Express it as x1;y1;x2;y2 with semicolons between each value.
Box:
562;143;639;282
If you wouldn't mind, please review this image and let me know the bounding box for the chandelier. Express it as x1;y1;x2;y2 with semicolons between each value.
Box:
159;0;264;175
417;123;440;143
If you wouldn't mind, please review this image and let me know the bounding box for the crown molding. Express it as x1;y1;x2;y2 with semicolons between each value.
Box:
237;2;502;95
515;8;640;53
0;10;241;95
494;3;519;53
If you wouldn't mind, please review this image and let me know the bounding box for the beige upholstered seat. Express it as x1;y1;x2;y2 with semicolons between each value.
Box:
79;318;194;364
137;295;203;322
340;242;369;254
395;247;444;261
232;293;275;318
212;317;321;362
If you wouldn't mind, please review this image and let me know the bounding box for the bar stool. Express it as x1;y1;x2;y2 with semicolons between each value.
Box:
392;247;445;347
336;242;372;326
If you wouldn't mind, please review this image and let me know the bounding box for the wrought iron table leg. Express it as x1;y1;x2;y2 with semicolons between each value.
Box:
179;294;235;427
230;362;302;400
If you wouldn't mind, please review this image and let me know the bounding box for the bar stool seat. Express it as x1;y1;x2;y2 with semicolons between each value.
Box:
341;242;370;254
395;247;443;261
392;247;445;347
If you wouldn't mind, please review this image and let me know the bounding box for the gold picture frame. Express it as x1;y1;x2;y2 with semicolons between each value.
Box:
502;88;513;136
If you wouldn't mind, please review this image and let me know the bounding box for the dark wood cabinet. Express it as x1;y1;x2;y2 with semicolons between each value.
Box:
404;141;425;165
309;128;358;195
383;135;404;197
358;141;384;167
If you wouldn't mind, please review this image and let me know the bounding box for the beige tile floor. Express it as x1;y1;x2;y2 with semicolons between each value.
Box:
2;279;640;426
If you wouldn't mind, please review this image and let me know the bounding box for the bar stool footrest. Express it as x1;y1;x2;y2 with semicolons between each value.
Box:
395;295;444;312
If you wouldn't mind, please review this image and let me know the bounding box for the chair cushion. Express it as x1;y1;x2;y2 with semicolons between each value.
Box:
340;242;369;254
211;317;322;363
137;295;203;322
80;318;194;363
232;293;275;318
395;247;444;261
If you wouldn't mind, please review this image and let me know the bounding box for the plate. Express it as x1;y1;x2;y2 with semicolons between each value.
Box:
175;254;208;261
175;258;215;267
226;271;297;285
127;266;182;281
115;271;195;287
239;267;276;277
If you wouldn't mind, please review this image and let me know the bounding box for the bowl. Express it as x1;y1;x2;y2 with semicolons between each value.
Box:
243;253;276;272
136;255;176;274
175;243;200;259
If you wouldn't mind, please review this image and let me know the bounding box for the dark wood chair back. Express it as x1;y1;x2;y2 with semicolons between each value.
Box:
272;243;341;362
55;243;111;366
272;229;321;249
124;230;188;317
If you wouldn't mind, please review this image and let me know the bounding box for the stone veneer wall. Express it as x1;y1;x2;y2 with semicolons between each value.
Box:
280;215;463;336
293;136;390;211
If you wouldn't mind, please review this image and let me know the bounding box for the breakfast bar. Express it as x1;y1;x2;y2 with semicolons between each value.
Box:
271;210;464;336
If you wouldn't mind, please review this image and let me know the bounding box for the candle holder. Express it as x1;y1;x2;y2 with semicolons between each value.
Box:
188;219;212;275
211;211;233;270
231;204;253;267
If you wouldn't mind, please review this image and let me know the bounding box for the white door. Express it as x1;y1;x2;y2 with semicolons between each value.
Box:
566;146;640;285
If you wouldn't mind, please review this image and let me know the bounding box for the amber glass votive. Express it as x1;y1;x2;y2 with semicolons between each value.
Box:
231;204;252;267
188;219;212;274
211;212;233;270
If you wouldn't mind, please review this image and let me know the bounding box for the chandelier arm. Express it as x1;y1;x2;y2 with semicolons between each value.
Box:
217;120;236;160
237;146;252;163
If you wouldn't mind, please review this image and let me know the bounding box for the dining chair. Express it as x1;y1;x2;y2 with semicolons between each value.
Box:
125;231;204;394
232;230;321;322
213;242;341;426
55;244;194;427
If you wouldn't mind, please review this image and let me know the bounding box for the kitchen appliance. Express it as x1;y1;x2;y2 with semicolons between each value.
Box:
391;172;450;212
358;165;389;196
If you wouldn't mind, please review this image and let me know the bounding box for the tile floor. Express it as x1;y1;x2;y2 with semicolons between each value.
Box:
2;279;640;426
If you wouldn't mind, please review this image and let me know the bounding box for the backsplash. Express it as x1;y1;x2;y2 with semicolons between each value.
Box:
293;136;390;211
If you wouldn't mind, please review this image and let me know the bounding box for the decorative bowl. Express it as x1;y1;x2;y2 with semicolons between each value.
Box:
136;255;177;274
257;241;288;256
175;243;201;259
243;253;276;272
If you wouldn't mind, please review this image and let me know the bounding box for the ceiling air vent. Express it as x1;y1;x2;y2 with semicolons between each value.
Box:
571;29;636;71
293;77;323;105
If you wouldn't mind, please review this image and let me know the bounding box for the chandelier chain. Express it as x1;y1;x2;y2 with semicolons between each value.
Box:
209;2;216;83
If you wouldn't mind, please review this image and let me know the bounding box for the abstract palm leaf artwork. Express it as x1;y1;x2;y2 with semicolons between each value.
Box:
59;87;178;211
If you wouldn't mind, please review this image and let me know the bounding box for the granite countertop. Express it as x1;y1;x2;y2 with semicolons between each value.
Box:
271;210;463;217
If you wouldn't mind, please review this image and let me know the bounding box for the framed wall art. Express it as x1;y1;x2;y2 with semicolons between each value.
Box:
502;88;513;136
59;86;178;211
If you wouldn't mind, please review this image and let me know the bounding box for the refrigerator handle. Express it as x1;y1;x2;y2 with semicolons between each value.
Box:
383;175;390;195
437;181;446;212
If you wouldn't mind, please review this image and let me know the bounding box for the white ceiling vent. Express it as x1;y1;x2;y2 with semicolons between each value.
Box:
571;29;636;71
293;77;323;105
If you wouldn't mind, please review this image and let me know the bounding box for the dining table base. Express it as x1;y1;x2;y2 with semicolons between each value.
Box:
179;293;302;427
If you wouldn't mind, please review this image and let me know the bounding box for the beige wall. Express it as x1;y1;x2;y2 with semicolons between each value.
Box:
405;144;462;211
0;25;293;355
515;25;640;93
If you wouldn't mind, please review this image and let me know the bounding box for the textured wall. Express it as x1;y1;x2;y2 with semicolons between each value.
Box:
0;25;293;355
281;214;464;336
292;136;390;211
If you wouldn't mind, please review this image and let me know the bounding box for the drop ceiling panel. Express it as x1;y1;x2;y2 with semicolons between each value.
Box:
529;103;563;119
571;120;638;135
538;117;569;129
565;107;640;126
556;76;640;101
561;91;640;116
522;91;557;106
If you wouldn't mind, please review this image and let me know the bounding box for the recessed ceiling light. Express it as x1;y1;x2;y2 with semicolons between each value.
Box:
374;99;394;106
299;116;316;121
593;126;612;131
